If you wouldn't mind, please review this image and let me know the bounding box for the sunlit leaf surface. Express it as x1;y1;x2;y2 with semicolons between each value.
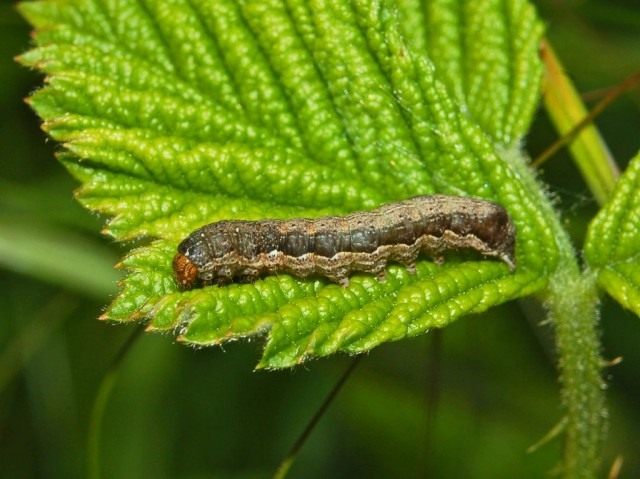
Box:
585;151;640;316
21;0;557;368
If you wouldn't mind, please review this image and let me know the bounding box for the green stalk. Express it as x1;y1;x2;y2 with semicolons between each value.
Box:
506;147;606;477
539;41;619;204
547;267;606;477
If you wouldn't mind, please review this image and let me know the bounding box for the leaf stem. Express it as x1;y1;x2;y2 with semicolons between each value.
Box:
273;358;360;479
546;268;606;478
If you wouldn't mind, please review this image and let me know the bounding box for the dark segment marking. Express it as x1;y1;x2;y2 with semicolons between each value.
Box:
173;195;516;289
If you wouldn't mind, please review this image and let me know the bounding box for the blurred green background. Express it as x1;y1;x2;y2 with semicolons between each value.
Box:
1;1;639;477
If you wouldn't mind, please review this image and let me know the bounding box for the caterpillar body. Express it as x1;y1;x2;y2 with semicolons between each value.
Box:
173;195;516;290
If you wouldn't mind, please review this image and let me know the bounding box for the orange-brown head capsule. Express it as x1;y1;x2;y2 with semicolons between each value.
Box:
173;253;199;290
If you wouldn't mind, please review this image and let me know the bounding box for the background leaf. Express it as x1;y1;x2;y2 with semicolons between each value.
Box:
20;0;559;368
539;41;619;205
585;151;640;316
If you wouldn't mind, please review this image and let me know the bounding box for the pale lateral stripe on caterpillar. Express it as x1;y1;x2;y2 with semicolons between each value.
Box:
173;195;516;289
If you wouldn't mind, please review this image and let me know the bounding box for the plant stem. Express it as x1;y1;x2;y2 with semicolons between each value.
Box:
273;358;360;479
505;148;607;477
547;268;606;478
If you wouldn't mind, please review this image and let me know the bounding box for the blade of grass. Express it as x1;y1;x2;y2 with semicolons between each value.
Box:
537;40;620;204
0;293;78;394
0;178;101;232
534;66;640;171
0;215;119;299
534;69;640;169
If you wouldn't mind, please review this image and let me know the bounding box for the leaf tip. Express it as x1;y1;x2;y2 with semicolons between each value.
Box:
100;225;117;239
253;360;270;372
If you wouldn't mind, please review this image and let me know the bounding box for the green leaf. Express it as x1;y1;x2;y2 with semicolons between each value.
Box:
396;0;544;145
0;213;119;299
20;0;558;369
585;151;640;316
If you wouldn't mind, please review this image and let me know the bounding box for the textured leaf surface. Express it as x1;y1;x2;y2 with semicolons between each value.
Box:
585;152;640;316
397;0;543;145
21;0;557;368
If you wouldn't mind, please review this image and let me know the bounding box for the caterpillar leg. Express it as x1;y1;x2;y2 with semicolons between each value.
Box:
404;263;416;275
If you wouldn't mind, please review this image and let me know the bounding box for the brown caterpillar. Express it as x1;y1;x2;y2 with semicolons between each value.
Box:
173;195;516;290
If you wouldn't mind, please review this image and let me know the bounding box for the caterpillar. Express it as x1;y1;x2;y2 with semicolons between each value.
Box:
173;195;516;290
